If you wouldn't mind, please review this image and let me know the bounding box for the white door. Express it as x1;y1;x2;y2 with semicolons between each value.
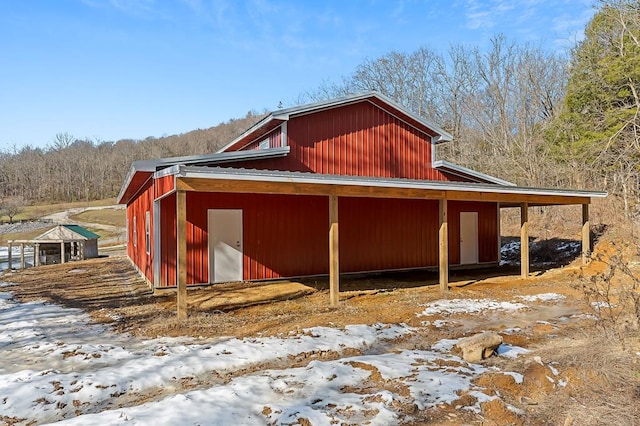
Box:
208;209;243;283
460;212;479;264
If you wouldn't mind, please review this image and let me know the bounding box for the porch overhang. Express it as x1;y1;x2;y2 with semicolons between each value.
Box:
167;165;606;317
171;165;605;206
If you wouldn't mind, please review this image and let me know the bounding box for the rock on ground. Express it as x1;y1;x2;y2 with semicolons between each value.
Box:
455;332;503;362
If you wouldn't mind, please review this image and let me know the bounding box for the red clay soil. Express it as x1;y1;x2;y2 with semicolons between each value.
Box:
1;237;639;425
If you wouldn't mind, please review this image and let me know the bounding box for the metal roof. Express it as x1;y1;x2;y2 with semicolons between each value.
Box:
34;224;100;241
433;160;516;186
216;91;454;153
117;147;290;204
175;165;607;203
62;225;101;240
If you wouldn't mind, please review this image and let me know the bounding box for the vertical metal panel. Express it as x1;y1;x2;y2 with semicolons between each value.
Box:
179;193;328;283
448;201;499;265
154;175;175;199
153;199;161;286
126;180;154;283
227;100;456;180
285;101;453;181
156;191;499;284
160;193;176;287
339;197;440;272
242;127;282;151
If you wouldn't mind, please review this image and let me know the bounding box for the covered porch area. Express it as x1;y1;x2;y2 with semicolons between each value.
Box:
6;239;87;270
166;165;606;318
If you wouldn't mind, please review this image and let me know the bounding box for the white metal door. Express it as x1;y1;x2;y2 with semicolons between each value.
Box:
460;212;479;264
208;209;243;283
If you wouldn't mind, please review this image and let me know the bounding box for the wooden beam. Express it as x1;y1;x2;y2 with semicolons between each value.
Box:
175;176;592;206
176;190;187;319
34;243;40;267
445;190;591;206
582;203;590;264
7;242;11;270
497;203;502;265
60;242;65;264
20;243;25;270
329;195;340;306
177;177;446;200
520;203;529;278
439;199;449;292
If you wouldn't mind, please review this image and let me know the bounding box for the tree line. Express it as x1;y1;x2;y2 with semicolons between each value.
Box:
1;1;637;218
301;0;639;216
0;112;263;205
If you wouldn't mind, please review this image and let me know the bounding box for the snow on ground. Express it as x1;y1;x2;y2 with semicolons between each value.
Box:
54;349;489;425
517;293;566;303
0;246;35;270
417;298;527;317
0;285;544;425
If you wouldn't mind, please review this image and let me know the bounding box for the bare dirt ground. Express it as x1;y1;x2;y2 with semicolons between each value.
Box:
2;238;640;425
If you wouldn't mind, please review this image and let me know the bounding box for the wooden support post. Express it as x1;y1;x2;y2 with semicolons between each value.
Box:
329;194;340;306
176;190;187;319
520;203;529;278
60;242;66;264
7;242;12;270
439;199;449;292
497;203;502;265
35;243;40;267
582;203;590;264
20;243;25;270
80;241;85;260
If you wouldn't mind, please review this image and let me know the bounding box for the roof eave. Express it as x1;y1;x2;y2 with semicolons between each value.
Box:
216;115;282;153
433;160;516;186
217;91;454;153
176;166;607;201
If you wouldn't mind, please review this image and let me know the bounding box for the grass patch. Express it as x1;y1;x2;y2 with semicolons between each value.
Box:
69;208;125;228
13;198;118;221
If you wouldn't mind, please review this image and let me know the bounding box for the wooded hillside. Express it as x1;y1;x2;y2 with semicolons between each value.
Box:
0;112;263;203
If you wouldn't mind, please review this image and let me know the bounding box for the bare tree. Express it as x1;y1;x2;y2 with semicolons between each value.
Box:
0;196;26;224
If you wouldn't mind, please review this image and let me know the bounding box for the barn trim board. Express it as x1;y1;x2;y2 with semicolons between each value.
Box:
118;91;606;317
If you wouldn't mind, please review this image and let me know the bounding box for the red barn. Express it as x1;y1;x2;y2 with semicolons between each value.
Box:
118;92;605;312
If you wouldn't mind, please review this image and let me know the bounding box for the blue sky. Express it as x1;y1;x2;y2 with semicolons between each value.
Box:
0;0;596;149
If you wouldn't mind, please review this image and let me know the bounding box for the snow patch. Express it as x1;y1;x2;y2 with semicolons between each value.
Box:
496;344;531;358
517;293;565;303
417;298;527;317
503;371;524;384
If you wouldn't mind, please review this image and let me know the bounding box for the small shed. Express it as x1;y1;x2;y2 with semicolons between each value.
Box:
7;224;100;269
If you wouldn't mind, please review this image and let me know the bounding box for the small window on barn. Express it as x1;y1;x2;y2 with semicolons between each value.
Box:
258;138;270;150
133;216;137;247
145;211;150;254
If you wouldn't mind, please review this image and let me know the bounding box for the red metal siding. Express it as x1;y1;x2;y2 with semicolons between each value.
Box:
154;174;175;200
287;101;445;179
157;192;328;286
120;171;153;205
223;101;453;181
126;180;154;283
160;193;176;287
155;191;499;286
448;201;499;264
241;127;282;151
340;198;440;272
